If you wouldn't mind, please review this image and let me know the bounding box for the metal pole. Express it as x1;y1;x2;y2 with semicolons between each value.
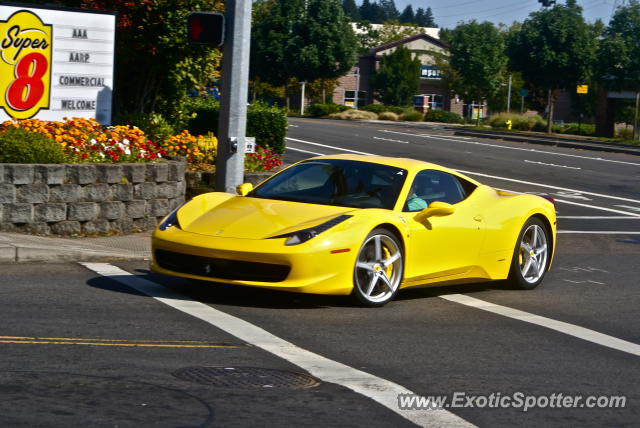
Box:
520;96;524;114
216;0;252;193
300;81;306;116
355;67;360;109
506;74;512;113
634;91;640;140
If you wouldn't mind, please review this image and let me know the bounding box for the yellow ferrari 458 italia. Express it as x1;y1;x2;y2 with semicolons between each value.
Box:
151;154;556;306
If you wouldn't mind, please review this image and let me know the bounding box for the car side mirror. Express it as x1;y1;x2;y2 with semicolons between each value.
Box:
414;201;455;222
236;183;253;196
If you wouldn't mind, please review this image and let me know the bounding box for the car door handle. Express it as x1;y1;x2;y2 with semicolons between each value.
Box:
473;215;483;222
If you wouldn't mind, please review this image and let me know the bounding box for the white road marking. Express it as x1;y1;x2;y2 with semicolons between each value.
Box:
557;230;640;234
457;169;640;205
373;137;409;144
553;191;592;201
286;137;374;156
524;160;581;170
560;267;609;273
562;280;606;285
615;204;640;213
82;263;474;428
439;294;640;357
553;199;640;217
286;146;325;156
288;136;640;218
380;130;640;167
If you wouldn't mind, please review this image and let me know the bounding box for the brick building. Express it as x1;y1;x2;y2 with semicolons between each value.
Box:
333;33;464;116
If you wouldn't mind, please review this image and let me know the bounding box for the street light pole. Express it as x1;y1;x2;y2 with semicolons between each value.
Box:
300;81;306;116
215;0;252;194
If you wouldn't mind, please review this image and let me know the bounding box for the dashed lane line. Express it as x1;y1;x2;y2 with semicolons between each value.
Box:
82;262;474;428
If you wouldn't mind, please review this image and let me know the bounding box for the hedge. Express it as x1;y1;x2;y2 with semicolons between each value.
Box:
186;99;288;154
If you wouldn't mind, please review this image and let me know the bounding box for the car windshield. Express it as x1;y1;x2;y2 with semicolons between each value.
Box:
249;159;408;210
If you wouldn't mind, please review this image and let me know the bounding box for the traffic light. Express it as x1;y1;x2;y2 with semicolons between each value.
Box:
187;12;225;47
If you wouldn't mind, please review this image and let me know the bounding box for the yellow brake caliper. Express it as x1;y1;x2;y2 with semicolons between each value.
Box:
383;246;393;279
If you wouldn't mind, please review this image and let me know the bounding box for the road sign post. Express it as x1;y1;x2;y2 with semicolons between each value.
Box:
215;0;252;193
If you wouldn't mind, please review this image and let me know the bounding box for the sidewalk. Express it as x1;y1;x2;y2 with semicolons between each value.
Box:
0;232;151;263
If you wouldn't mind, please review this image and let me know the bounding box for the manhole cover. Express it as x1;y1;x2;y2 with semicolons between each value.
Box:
173;366;320;389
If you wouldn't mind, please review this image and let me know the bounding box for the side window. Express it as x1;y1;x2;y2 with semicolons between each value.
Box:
404;170;476;212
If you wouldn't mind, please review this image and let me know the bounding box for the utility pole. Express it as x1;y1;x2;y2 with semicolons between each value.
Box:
634;91;639;140
506;74;512;113
215;0;252;193
300;81;306;116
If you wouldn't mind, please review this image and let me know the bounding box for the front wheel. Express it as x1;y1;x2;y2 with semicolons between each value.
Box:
507;217;550;290
352;229;404;307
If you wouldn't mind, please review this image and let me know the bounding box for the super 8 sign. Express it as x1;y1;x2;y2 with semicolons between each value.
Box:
0;4;115;124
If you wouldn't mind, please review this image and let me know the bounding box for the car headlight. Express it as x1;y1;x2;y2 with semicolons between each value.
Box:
158;206;183;231
275;215;352;246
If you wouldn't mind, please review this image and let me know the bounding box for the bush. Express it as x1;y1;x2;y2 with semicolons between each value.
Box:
378;111;399;121
361;104;406;115
489;113;545;131
616;128;634;139
0;127;65;163
329;110;378;120
114;112;175;144
306;103;350;117
552;122;596;136
186;98;288;154
400;110;423;121
424;109;464;124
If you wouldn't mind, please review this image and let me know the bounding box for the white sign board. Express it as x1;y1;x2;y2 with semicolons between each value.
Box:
244;137;256;154
0;3;116;124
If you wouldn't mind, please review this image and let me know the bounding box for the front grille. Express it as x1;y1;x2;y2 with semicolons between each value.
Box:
155;249;290;282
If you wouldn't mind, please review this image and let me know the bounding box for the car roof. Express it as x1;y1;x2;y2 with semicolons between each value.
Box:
303;154;480;184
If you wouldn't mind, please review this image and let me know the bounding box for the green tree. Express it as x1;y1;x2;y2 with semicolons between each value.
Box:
448;21;508;124
252;0;356;104
77;0;223;125
370;46;421;106
342;0;360;21
399;5;415;24
379;0;399;21
286;0;357;82
599;1;640;137
415;7;436;28
507;0;597;132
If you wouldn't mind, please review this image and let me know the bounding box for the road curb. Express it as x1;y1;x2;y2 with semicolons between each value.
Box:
0;245;149;263
452;129;640;156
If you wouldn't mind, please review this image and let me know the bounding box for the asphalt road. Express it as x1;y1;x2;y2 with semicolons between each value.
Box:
1;118;638;427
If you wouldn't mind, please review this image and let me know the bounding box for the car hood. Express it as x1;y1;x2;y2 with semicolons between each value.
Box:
181;196;355;239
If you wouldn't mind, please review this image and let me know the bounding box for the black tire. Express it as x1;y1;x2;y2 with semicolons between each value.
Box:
351;228;404;307
507;217;551;290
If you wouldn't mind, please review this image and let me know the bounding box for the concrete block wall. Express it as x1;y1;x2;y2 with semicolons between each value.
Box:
0;160;186;235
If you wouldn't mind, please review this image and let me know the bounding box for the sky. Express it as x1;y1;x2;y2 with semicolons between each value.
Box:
391;0;620;29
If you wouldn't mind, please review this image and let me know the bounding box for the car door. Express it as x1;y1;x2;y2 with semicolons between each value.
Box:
400;169;486;282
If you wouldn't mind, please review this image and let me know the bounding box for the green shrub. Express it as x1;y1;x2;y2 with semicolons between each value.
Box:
329;110;378;120
400;110;423;121
424;109;464;123
186;98;288;154
307;103;350;117
378;111;399;121
489;113;545;131
616;128;634;139
553;122;596;136
0;127;65;163
361;104;407;115
114;112;175;143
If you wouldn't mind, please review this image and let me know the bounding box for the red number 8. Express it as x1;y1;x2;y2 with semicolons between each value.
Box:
6;52;48;111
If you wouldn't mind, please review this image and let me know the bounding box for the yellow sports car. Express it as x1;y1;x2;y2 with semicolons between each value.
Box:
151;154;556;306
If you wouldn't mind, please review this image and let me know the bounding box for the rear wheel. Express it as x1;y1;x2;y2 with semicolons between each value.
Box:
352;229;403;307
508;217;550;290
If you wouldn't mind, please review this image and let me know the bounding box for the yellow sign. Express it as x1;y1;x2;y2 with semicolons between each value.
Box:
0;10;52;119
577;85;589;94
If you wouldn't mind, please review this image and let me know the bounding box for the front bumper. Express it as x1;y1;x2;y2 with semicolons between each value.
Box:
151;227;356;295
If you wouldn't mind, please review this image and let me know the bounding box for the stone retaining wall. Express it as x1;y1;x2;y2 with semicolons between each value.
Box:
0;160;186;235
